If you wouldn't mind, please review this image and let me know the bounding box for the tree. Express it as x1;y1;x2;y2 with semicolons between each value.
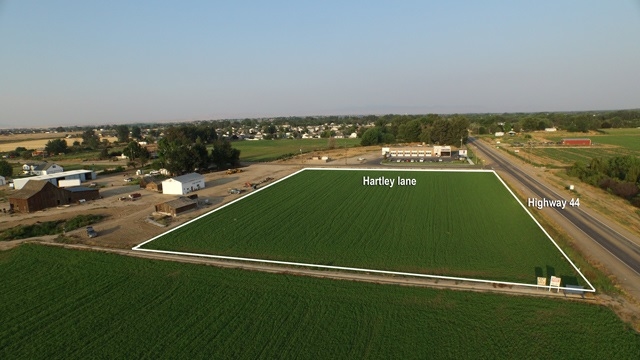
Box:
521;118;538;132
81;130;100;149
192;140;209;171
360;128;382;146
210;140;240;169
99;148;110;160
131;126;142;140
157;138;195;175
123;141;150;168
115;125;130;143
0;160;12;177
402;119;422;142
45;139;68;155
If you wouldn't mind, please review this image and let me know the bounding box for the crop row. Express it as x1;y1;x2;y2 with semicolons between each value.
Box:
144;170;579;284
1;245;638;359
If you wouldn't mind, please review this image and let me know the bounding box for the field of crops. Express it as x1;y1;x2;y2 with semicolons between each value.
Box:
529;147;635;165
142;169;581;285
518;129;640;166
1;245;638;359
231;138;361;161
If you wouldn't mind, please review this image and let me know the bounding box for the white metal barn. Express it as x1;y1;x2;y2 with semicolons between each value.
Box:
162;173;205;195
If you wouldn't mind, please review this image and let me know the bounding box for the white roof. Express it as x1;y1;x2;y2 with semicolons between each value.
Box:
17;169;93;181
167;172;204;183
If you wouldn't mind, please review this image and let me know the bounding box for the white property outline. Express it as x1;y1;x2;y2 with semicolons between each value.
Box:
133;168;595;293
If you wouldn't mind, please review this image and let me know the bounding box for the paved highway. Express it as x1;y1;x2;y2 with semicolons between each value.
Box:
470;138;640;278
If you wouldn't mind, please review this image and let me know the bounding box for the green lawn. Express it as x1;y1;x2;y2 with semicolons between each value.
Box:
231;138;361;162
1;245;638;359
142;169;581;285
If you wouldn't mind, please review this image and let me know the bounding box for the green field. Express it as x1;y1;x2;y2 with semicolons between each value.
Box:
1;245;638;359
511;129;640;166
141;169;581;285
529;147;636;165
231;138;361;161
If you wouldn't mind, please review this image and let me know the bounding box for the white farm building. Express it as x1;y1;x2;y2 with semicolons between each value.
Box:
12;170;96;190
162;173;205;195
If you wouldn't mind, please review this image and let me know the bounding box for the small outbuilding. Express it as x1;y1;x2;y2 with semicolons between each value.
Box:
162;173;205;195
562;138;591;146
139;176;163;192
0;176;5;186
155;197;198;217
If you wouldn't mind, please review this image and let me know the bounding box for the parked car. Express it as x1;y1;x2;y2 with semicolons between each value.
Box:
86;226;98;238
124;177;133;182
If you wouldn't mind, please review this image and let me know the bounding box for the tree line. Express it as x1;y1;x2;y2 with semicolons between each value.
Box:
568;156;640;208
156;125;240;175
360;114;470;146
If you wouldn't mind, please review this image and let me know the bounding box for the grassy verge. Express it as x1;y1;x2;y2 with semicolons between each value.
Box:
0;214;104;241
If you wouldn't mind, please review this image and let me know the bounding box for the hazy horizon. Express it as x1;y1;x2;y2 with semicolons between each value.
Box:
1;1;639;128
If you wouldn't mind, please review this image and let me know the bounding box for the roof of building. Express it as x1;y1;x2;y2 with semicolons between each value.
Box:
66;186;97;193
16;169;94;182
39;163;60;170
142;176;162;184
165;172;204;183
9;180;52;199
562;138;591;141
161;197;197;209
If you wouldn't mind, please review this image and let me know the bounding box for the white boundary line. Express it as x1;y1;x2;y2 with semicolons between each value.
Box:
133;168;595;293
491;172;595;292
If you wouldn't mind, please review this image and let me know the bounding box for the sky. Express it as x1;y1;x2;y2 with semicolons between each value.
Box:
1;1;639;127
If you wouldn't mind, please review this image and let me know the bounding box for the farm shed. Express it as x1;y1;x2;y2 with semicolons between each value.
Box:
162;173;205;195
155;197;198;217
562;138;591;146
13;169;96;190
139;176;163;192
65;186;100;203
9;181;100;213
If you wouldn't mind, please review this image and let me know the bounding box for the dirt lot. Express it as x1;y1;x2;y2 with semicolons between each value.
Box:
0;163;303;249
0;143;384;251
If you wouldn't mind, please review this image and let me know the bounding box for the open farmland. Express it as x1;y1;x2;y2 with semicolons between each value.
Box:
1;245;638;359
529;147;636;165
504;129;640;166
140;169;583;285
231;138;361;161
